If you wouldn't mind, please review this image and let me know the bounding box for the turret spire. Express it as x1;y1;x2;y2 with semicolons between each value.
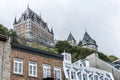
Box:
27;3;29;9
51;27;54;35
13;17;17;25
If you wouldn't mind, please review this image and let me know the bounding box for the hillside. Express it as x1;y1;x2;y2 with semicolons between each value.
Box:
22;40;118;62
0;24;118;62
55;40;118;62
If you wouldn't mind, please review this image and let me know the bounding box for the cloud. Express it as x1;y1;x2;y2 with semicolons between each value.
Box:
0;0;120;57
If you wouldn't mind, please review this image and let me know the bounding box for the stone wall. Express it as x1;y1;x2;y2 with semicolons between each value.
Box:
0;38;11;80
86;53;120;80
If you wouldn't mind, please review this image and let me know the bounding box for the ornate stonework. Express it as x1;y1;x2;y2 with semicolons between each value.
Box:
14;6;54;45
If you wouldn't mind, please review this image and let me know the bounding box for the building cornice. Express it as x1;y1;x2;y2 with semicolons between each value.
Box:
11;42;63;61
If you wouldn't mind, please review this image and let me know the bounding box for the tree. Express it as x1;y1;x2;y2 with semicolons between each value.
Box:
0;24;18;43
55;40;72;54
0;24;9;35
9;29;18;43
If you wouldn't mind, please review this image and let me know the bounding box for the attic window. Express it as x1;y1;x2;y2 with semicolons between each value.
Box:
65;54;67;60
80;64;82;68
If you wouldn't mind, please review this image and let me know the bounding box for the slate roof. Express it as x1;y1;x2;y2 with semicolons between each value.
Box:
82;32;97;47
67;32;76;42
14;6;52;34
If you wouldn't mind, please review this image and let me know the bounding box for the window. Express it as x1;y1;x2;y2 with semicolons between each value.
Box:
80;64;82;68
78;72;82;80
94;75;98;80
43;64;51;78
29;61;37;77
71;71;76;79
83;74;88;80
54;67;61;80
65;54;67;60
14;58;23;74
105;77;108;80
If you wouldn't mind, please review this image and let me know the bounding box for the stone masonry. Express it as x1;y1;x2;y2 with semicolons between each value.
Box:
0;35;11;80
86;53;120;80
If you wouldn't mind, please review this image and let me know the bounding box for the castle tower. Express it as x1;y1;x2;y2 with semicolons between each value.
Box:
13;6;54;45
80;31;98;50
67;32;76;46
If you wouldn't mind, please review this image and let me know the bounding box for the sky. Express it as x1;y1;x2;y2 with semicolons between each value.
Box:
0;0;120;57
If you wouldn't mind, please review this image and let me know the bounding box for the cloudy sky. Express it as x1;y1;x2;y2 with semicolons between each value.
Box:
0;0;120;57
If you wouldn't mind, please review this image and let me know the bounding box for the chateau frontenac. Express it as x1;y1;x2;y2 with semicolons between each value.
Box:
13;6;54;45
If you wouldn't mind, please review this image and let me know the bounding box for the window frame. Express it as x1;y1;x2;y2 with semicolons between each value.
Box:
71;71;76;79
29;61;37;77
43;64;51;78
54;66;62;80
13;58;23;75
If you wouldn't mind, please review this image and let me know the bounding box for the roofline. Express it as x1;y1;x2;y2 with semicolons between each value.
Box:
82;44;98;47
0;34;9;41
11;42;63;61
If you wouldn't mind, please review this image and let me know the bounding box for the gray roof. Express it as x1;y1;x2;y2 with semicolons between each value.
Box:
14;6;53;34
82;32;97;47
67;32;76;42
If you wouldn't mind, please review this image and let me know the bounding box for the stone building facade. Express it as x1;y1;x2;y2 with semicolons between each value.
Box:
0;34;11;80
0;34;64;80
11;43;64;80
13;6;54;45
86;53;120;80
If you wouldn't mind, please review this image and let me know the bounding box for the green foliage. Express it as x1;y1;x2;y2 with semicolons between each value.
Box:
9;29;18;43
0;24;18;43
0;24;9;35
31;43;58;54
98;52;110;62
55;40;72;53
108;55;118;62
55;40;118;62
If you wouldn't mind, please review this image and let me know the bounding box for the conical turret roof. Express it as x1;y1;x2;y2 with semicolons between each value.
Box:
67;32;76;42
82;32;97;47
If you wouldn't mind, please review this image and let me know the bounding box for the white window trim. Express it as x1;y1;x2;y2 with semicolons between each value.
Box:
71;71;76;79
29;61;37;77
54;66;62;80
13;58;23;75
43;64;51;78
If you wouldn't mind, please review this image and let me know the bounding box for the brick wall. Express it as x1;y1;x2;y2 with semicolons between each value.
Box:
11;49;64;80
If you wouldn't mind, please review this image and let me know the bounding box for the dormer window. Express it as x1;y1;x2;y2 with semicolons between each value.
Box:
65;54;67;60
68;55;70;61
80;64;82;68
